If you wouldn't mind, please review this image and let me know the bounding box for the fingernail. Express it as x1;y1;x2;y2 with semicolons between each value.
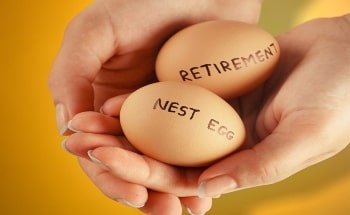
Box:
61;138;69;152
213;194;222;199
186;208;206;215
56;104;69;135
198;175;237;198
100;106;106;115
87;150;110;171
67;120;81;133
116;198;145;208
61;138;74;154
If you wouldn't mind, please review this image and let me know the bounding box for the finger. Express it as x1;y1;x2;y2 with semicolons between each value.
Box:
198;109;350;198
140;191;182;215
69;111;122;134
78;157;147;208
48;3;116;134
100;94;130;117
88;146;203;197
181;196;212;215
63;133;138;159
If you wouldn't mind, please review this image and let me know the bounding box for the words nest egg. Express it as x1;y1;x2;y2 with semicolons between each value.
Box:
120;81;246;167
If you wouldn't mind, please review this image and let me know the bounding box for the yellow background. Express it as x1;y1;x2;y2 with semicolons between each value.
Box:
1;0;349;214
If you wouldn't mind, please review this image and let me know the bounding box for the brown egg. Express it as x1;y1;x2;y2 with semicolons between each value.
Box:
120;81;245;167
156;20;280;99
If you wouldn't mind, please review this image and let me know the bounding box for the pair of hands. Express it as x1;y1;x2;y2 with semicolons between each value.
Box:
49;0;350;214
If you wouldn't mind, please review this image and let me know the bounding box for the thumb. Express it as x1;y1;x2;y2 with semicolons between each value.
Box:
48;4;116;135
197;110;349;198
49;38;100;135
48;72;94;135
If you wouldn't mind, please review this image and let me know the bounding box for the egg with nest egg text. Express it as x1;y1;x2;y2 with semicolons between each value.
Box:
156;20;280;99
120;81;245;167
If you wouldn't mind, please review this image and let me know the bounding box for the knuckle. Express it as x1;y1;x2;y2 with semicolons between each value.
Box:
255;162;284;185
241;149;289;187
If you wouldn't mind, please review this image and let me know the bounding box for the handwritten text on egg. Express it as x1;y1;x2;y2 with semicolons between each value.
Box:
179;43;278;81
153;98;235;140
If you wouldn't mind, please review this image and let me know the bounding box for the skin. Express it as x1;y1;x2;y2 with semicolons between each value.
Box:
49;0;350;214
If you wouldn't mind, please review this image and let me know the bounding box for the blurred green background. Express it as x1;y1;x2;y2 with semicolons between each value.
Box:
1;0;349;214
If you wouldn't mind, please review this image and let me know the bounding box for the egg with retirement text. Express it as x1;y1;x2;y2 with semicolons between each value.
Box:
156;20;280;99
120;81;245;167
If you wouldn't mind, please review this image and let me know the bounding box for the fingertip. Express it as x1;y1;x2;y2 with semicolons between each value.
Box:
61;138;70;153
116;198;145;209
55;104;70;135
197;175;237;198
101;94;130;117
182;196;212;215
99;106;106;115
70;111;122;134
67;120;82;133
141;191;182;215
186;208;206;215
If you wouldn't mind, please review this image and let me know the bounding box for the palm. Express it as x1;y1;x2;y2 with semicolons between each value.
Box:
92;50;158;108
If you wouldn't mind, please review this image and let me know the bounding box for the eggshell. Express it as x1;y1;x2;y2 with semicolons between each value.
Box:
120;81;245;167
156;20;280;99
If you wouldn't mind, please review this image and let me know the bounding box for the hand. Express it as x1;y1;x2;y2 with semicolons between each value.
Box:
48;0;262;135
198;14;350;196
64;14;350;214
49;0;263;214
